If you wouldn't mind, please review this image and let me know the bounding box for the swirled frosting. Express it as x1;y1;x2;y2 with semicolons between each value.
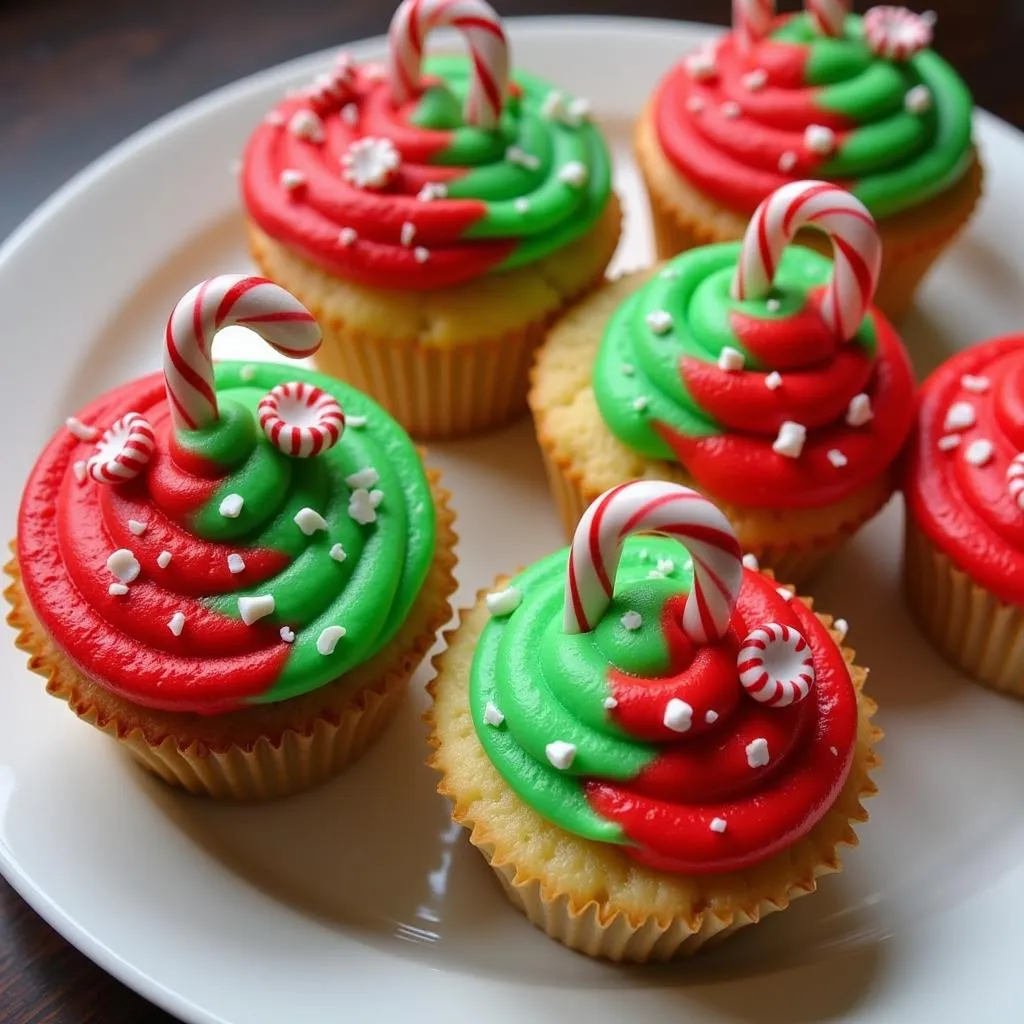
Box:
905;336;1024;607
593;244;915;510
471;536;856;874
242;56;612;290
654;11;974;218
17;363;436;714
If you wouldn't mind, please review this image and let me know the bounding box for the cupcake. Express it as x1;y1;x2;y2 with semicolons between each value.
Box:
428;480;879;961
904;335;1024;694
5;275;457;800
636;1;981;323
242;0;621;440
530;180;915;583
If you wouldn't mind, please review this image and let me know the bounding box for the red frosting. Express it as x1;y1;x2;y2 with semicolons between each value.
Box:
905;335;1024;607
586;571;857;874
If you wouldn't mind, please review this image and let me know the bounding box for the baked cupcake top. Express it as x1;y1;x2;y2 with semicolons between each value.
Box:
17;276;437;715
593;179;915;509
905;335;1024;607
471;480;857;874
653;2;974;218
242;0;612;291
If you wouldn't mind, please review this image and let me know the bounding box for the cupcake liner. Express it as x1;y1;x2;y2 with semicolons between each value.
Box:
426;582;880;962
904;516;1024;695
5;471;458;801
634;103;984;325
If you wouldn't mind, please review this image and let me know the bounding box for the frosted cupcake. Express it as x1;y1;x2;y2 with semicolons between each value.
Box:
530;180;915;583
242;0;620;439
904;335;1024;694
636;1;980;322
6;275;457;799
429;480;879;960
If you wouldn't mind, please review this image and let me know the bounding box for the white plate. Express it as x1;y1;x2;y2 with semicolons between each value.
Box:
2;16;1024;1024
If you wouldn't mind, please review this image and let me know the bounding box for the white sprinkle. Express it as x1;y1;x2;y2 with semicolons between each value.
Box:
107;549;140;584
341;102;359;125
316;625;347;655
664;698;693;733
710;817;728;833
369;488;384;508
937;434;962;452
413;246;430;263
219;493;244;518
742;553;760;571
705;710;719;724
484;701;505;727
685;49;717;81
830;745;840;756
779;150;799;173
558;161;589;189
294;507;328;535
777;587;794;602
647;569;665;580
227;553;246;574
108;583;129;597
905;84;933;114
280;169;306;192
944;401;976;432
846;393;874;427
73;460;88;483
514;197;530;214
157;550;172;569
621;610;643;631
718;346;744;372
65;416;98;441
746;737;770;768
620;363;635;377
827;448;849;468
238;594;275;625
540;89;566;120
346;467;380;489
965;439;995;467
339;227;358;247
265;110;286;126
773;421;807;459
632;396;650;413
506;145;540;171
961;374;990;393
486;587;522;617
400;221;416;247
167;612;186;637
656;558;675;575
239;364;257;382
721;100;741;119
417;181;448;202
767;298;782;312
127;519;146;536
346;414;367;428
348;488;378;525
742;69;768;91
545;741;577;770
765;371;783;390
638;548;650;561
833;618;849;640
646;309;674;335
686;95;707;113
288;109;325;143
603;697;619;710
329;543;347;563
804;124;836;155
661;267;680;280
280;626;296;643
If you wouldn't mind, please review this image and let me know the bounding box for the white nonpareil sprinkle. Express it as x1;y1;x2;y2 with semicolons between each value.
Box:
632;396;650;413
718;346;745;372
647;569;665;580
157;550;172;569
280;169;306;192
685;49;717;80
961;374;990;393
646;309;674;335
486;587;523;617
656;558;675;575
65;416;98;441
767;298;781;312
400;221;416;247
316;625;347;655
742;553;760;571
73;460;88;484
414;247;430;264
128;519;147;536
827;448;849;468
329;543;347;563
484;701;505;727
965;439;994;467
830;745;840;756
346;467;380;489
603;697;619;710
514;197;530;213
664;698;693;733
944;401;976;432
746;737;770;768
620;363;635;377
417;182;448;202
506;145;540;171
346;414;367;428
833;618;849;640
846;393;874;427
239;364;257;382
777;587;794;602
288;109;325;143
765;371;783;390
238;594;275;626
339;227;358;247
107;549;140;584
742;69;768;91
227;553;246;574
341;102;359;125
905;84;933;114
294;507;328;535
710;817;728;833
772;421;807;459
558;161;589;188
721;100;741;119
937;434;962;452
687;95;706;113
219;493;244;518
369;489;384;508
779;150;799;172
280;626;296;643
565;95;591;122
621;610;643;631
168;612;186;637
804;124;836;154
348;488;378;525
545;741;577;770
540;89;566;119
108;583;129;597
638;548;649;561
705;710;719;724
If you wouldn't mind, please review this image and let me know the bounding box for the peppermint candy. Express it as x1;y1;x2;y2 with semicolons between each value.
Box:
258;381;345;458
738;622;816;707
1007;454;1024;511
87;412;157;484
863;6;934;62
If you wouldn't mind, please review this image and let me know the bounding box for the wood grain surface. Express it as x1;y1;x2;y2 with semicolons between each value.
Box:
1;0;1020;1020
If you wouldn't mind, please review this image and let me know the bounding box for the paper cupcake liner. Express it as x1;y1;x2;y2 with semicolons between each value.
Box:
5;471;458;801
904;516;1024;695
633;103;984;325
426;582;880;962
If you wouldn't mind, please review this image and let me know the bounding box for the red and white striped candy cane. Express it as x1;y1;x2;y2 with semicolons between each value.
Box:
164;275;321;431
388;0;509;129
805;0;849;37
863;6;934;61
564;481;743;644
1007;454;1024;511
732;0;775;54
87;412;157;484
738;622;816;707
731;180;881;342
258;381;345;458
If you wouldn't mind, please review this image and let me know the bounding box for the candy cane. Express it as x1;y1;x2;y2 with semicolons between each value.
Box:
258;381;345;458
731;180;881;342
87;412;157;484
805;0;849;38
732;0;775;53
738;623;816;707
388;0;509;129
1008;454;1024;511
164;275;321;432
863;6;934;61
564;481;743;644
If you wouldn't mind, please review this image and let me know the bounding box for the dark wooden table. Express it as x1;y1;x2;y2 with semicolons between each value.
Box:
1;0;1020;1020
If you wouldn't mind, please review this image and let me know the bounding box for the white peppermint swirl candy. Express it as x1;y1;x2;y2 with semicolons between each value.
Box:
87;412;157;484
738;622;816;707
1008;454;1024;511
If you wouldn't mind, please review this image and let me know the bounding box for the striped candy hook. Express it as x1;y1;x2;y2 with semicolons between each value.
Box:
805;0;850;37
732;0;850;50
730;180;882;342
387;0;509;129
563;481;743;644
